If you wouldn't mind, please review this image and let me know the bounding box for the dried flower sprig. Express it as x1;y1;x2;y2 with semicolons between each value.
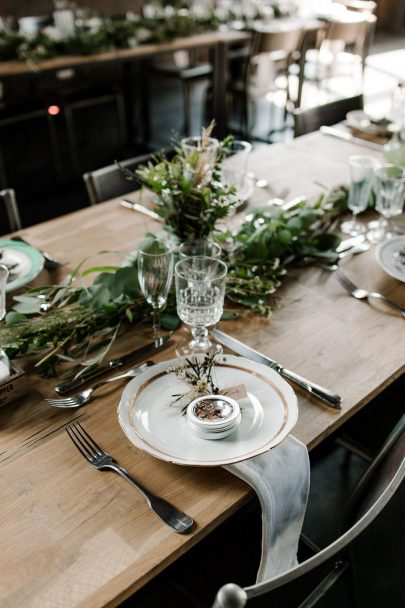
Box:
168;353;220;414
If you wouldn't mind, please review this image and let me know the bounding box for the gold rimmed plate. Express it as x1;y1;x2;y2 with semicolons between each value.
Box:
118;355;298;466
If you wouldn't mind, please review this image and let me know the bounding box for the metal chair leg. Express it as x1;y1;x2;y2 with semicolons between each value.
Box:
64;104;81;178
297;560;350;608
182;80;191;136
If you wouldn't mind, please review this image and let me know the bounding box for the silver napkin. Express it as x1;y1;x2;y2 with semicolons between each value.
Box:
225;435;310;582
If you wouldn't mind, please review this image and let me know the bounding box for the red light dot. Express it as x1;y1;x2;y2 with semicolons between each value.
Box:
48;105;60;116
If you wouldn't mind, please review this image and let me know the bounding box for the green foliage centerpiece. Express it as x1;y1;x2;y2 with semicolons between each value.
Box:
0;124;349;376
123;123;238;240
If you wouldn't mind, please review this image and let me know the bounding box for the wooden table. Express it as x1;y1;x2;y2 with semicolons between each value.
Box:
0;131;404;608
0;30;250;140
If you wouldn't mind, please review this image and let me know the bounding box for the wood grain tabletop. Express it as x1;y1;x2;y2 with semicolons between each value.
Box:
0;131;404;608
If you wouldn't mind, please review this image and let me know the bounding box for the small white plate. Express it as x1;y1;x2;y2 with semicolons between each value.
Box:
346;110;392;138
375;236;405;283
0;239;44;292
118;355;298;467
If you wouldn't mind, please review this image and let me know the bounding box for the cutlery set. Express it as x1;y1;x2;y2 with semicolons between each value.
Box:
47;361;154;407
55;335;172;394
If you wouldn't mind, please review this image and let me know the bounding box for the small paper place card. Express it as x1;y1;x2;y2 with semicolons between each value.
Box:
219;384;248;401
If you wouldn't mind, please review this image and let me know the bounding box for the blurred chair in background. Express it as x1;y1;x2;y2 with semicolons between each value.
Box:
151;50;213;136
293;93;363;136
301;13;376;101
83;148;175;205
227;25;304;140
0;188;22;233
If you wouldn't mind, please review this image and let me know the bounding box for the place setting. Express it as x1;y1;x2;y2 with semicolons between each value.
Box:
1;2;405;605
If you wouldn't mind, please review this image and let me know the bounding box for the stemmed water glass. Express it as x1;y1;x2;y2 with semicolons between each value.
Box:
367;164;405;244
137;238;174;337
341;155;378;237
221;140;254;208
175;256;227;357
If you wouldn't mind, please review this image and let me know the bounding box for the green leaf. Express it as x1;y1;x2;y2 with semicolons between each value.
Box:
310;233;341;252
5;311;26;327
220;310;239;320
286;217;303;235
299;210;317;229
160;312;181;330
125;308;133;322
12;300;43;314
81;265;121;277
278;229;293;246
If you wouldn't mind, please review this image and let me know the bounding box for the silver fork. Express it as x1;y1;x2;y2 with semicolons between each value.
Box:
46;361;154;408
66;421;194;534
334;267;405;318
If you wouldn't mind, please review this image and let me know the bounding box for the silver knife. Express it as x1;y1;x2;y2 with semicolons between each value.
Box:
121;199;164;223
55;335;173;394
212;329;342;408
320;126;383;152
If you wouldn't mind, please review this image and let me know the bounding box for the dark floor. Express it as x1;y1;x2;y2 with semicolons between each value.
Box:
120;376;404;608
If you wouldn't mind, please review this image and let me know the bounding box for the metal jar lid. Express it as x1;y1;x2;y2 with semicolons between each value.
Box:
186;394;241;440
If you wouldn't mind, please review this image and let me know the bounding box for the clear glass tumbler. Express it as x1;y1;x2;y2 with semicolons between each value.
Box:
341;155;378;237
175;256;227;357
367;164;405;244
137;238;173;337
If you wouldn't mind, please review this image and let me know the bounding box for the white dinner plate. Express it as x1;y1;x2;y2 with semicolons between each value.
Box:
118;355;298;467
375;236;405;283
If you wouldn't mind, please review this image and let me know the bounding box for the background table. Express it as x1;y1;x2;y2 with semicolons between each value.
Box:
0;131;404;608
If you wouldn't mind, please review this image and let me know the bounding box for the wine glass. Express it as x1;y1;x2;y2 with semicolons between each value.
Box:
367;165;405;244
341;155;378;237
137;238;174;337
181;136;219;186
179;240;222;259
221;140;254;209
175;256;227;357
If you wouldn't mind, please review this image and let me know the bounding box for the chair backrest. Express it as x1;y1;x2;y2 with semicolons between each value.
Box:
252;27;304;57
293;94;363;137
211;413;405;608
0;188;22;233
335;0;377;14
324;16;368;45
83;149;174;205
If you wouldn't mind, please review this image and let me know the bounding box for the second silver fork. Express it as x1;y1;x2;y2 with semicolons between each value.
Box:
46;361;154;408
333;267;405;318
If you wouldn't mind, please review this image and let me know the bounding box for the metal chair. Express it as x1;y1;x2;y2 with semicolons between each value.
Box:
211;412;405;608
293;94;363;137
152;50;213;136
0;188;22;233
302;13;376;97
83;149;174;205
228;26;304;139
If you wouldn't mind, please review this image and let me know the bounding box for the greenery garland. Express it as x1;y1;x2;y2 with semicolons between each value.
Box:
0;12;221;66
0;128;349;376
0;3;293;67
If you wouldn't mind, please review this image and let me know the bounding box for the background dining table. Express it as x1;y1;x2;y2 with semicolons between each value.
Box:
0;130;404;608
